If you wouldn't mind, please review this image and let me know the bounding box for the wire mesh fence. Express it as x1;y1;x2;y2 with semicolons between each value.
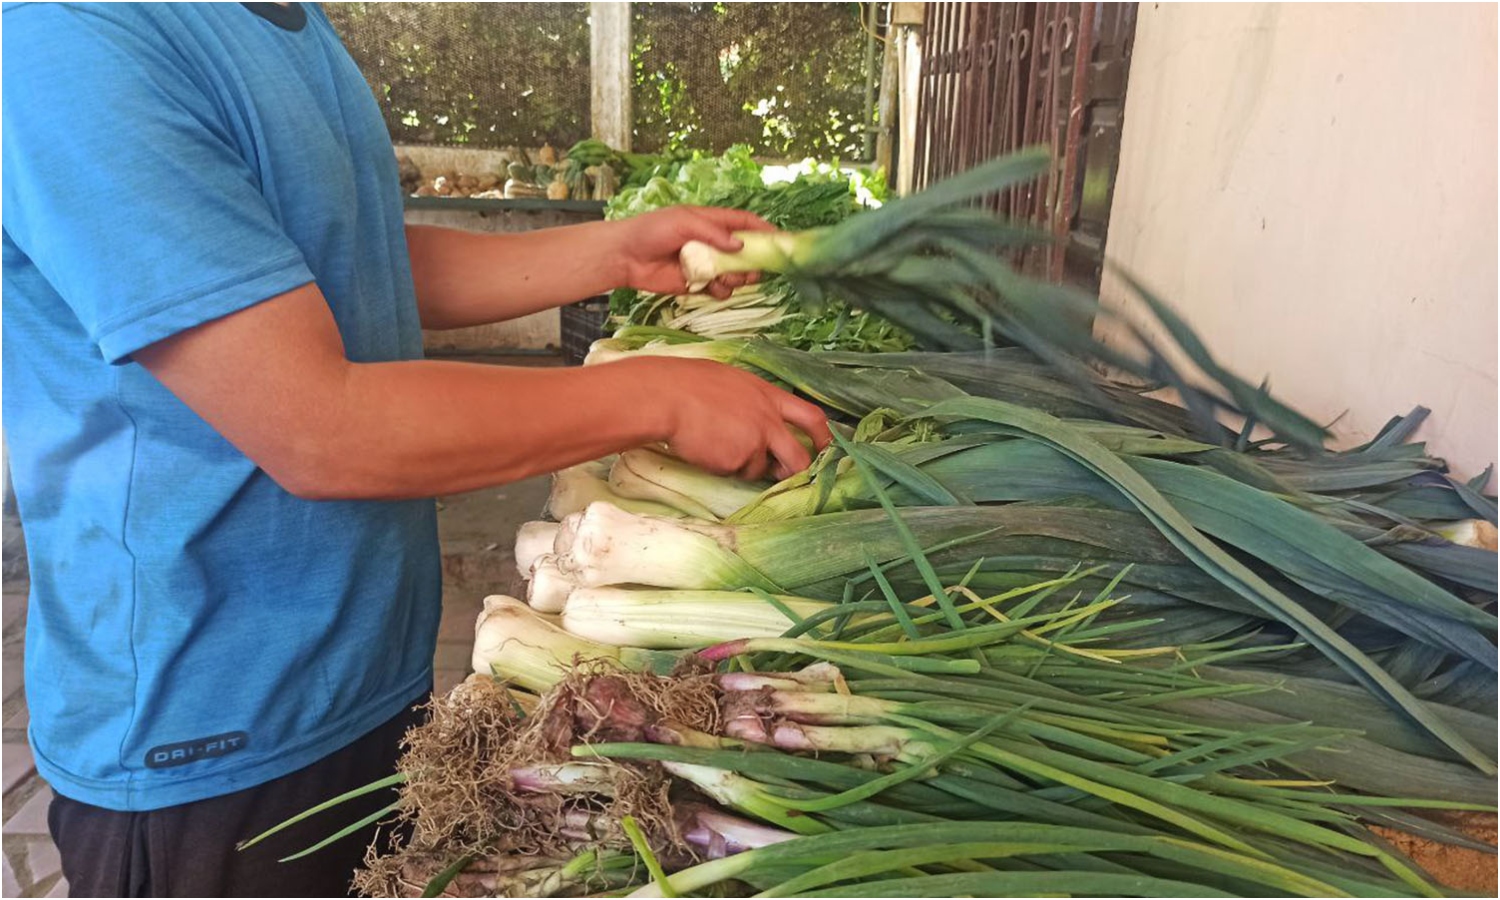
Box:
630;2;880;159
324;2;880;159
324;2;592;149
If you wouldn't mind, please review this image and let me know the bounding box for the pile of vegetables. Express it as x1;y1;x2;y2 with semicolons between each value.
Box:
576;333;1497;744
331;579;1485;897
404;139;645;202
605;146;913;353
249;149;1496;896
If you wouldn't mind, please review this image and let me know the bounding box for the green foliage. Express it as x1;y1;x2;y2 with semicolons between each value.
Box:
325;2;878;157
603;146;905;352
630;2;879;158
604;145;886;226
324;2;591;148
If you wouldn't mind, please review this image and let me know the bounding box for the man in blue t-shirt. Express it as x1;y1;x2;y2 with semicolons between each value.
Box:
2;3;829;895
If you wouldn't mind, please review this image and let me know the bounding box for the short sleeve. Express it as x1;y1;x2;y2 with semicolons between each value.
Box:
1;4;317;363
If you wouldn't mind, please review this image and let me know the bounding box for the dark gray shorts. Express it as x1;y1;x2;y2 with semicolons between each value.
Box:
47;691;429;898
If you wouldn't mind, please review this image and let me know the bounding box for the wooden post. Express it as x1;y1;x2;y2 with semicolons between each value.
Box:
875;4;900;175
893;3;924;195
590;2;632;151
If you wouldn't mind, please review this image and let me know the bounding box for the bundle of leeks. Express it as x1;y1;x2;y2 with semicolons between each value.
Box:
533;388;1496;775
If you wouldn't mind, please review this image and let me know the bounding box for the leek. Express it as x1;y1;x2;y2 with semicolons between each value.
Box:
547;462;688;520
558;501;779;592
513;521;559;575
470;595;675;691
675;148;1327;448
609;447;767;520
1435;518;1498;551
561;586;840;649
524;554;576;614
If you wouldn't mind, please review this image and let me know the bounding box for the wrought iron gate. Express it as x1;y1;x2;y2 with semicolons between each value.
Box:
911;2;1136;288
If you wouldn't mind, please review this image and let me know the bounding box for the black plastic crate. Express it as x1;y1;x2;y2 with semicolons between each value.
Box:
560;297;611;364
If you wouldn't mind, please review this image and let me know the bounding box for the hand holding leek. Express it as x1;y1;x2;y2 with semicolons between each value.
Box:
608;205;777;299
630;357;833;481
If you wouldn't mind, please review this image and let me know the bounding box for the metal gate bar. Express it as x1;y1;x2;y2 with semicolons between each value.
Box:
911;2;1127;285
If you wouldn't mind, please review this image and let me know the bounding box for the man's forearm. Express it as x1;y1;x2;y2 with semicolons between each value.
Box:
406;221;626;330
292;358;666;500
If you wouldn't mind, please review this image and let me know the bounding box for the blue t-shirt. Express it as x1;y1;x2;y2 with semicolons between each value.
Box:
2;2;441;810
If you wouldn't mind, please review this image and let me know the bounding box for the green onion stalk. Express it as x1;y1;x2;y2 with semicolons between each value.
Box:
561;656;1474;897
615;821;1422;898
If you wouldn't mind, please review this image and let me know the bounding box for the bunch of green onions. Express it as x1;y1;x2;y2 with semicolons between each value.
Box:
255;572;1491;896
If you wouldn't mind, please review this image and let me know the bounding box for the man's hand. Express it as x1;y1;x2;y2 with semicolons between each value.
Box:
624;356;832;481
610;207;777;299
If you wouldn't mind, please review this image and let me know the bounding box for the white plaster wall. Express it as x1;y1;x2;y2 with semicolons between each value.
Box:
1100;3;1497;481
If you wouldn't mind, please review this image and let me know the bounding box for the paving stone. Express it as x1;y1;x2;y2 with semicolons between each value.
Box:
2;742;34;793
27;833;61;885
1;590;25;636
45;875;70;898
3;703;27;731
1;652;22;705
433;668;469;698
437;590;486;642
438;552;515;598
6;785;51;835
3;853;20;899
433;640;472;673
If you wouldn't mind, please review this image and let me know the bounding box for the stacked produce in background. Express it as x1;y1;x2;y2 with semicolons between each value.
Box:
604;145;916;352
401;139;650;201
253;149;1496;896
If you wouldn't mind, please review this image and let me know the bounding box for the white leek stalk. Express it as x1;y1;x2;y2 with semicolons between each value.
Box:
557;502;775;591
471;595;673;692
583;336;733;368
679;231;818;292
514;521;560;575
609;448;766;520
1435;519;1498;551
560;586;836;649
662;286;789;339
547;464;686;520
526;555;577;613
552;511;582;556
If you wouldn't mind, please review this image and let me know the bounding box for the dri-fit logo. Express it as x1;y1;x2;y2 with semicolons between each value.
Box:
143;731;249;769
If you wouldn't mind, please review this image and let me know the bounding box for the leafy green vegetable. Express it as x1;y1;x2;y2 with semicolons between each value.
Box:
604;145;907;351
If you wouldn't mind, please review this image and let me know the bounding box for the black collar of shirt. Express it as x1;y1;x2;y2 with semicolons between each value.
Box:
241;3;307;32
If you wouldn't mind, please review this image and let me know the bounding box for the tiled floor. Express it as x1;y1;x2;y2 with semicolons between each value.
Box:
0;475;548;896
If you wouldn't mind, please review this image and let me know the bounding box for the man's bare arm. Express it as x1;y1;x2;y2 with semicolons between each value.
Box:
405;207;771;330
134;283;830;500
